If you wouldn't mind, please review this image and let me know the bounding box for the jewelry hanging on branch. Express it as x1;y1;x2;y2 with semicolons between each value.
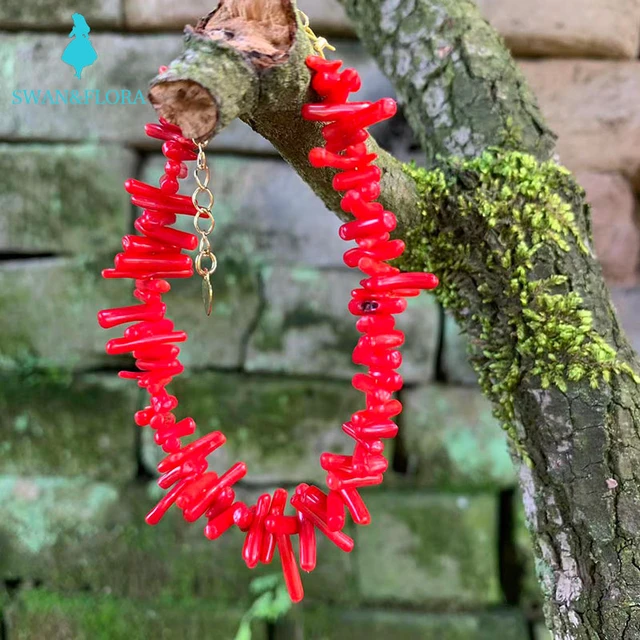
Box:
98;12;439;602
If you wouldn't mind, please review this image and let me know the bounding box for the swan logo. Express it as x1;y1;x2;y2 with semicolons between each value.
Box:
61;13;98;79
10;12;147;106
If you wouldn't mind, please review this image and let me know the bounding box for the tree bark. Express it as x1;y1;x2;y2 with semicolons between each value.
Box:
149;1;640;637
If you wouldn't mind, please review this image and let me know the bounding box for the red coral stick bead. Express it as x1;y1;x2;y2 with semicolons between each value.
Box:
333;166;382;192
122;235;176;254
234;504;254;532
291;493;354;553
340;488;371;525
277;533;304;603
243;494;272;569
145;478;190;525
205;486;236;519
98;303;166;329
363;273;440;292
261;489;288;565
301;102;370;121
105;331;188;356
327;490;346;532
182;462;248;522
265;515;299;536
297;510;317;572
309;148;378;170
157;432;226;474
322;98;397;137
205;505;238;540
339;213;397;241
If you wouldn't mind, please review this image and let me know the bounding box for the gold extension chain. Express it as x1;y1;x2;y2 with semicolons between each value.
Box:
188;12;331;318
191;140;217;317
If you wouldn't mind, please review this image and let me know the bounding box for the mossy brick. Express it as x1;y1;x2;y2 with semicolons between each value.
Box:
0;476;120;582
441;312;478;386
276;607;529;640
141;155;347;268
354;493;502;606
0;34;182;146
0;0;121;29
124;0;351;35
0;257;129;370
246;267;361;377
402;385;516;490
5;589;266;640
0;480;353;604
149;252;261;370
0;373;136;481
515;497;545;616
0;479;254;603
246;266;440;383
140;371;365;486
0;144;135;255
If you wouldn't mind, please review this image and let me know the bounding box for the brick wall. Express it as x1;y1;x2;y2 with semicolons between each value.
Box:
1;2;639;639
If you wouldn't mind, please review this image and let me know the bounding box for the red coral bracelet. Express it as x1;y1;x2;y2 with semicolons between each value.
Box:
98;43;438;602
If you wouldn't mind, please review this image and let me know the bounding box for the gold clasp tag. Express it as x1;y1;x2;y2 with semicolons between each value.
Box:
201;275;213;317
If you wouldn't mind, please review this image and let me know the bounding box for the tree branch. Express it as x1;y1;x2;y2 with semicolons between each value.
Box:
149;1;640;637
148;0;418;237
339;0;557;164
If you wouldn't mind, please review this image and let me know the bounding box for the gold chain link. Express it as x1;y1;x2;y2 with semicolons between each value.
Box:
299;10;336;59
191;140;217;317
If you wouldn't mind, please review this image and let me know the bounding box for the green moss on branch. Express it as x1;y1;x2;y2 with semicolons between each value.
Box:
400;150;640;456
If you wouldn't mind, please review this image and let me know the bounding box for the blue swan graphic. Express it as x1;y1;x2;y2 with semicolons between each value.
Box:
61;13;98;79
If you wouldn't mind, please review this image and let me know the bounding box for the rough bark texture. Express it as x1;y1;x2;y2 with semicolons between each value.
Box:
148;1;640;637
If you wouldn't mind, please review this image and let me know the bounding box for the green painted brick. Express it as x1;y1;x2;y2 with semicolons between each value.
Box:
355;493;502;606
247;266;440;383
141;371;366;485
402;385;516;489
0;257;128;370
5;589;266;640
0;479;256;603
0;144;135;255
0;373;136;481
277;608;529;640
0;480;354;604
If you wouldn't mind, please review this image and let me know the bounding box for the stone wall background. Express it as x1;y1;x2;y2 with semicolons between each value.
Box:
1;1;640;639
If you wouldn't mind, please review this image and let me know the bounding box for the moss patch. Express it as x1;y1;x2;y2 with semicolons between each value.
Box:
5;589;264;640
400;150;639;459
